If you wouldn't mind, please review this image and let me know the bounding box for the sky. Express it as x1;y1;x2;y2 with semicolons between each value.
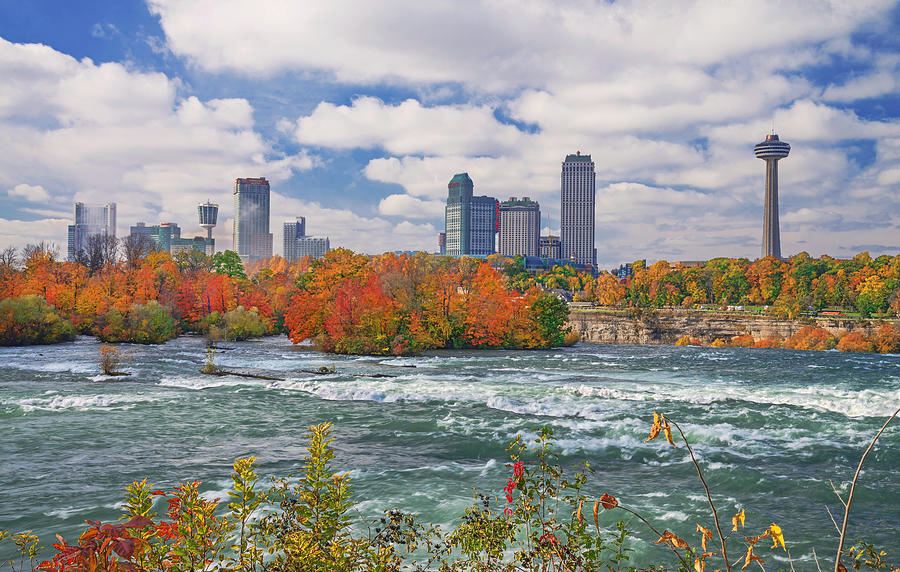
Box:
0;0;898;268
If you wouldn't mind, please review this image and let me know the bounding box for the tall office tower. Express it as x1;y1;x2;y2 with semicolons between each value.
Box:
438;232;446;255
499;197;540;257
560;152;596;268
444;173;498;257
233;177;272;262
283;217;307;261
540;235;561;259
198;201;218;255
754;133;790;259
67;202;116;260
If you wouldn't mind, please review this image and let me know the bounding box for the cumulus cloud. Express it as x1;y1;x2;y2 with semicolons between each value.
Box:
7;183;50;202
148;0;893;91
0;37;319;250
4;1;899;262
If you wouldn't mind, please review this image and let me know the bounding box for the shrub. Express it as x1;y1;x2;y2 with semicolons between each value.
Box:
784;326;837;351
731;334;756;348
753;336;783;349
0;295;76;346
675;334;692;346
563;330;581;346
709;337;729;348
871;323;900;354
98;301;177;344
836;331;874;353
223;306;268;341
98;345;125;375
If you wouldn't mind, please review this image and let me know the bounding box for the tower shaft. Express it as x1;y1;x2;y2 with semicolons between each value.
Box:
762;158;781;259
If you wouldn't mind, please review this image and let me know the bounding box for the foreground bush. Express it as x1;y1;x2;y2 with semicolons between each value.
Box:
5;411;896;572
222;306;268;340
97;301;177;344
0;295;75;346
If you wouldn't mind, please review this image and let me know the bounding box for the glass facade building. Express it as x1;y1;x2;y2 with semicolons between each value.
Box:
233;177;272;262
67;202;116;261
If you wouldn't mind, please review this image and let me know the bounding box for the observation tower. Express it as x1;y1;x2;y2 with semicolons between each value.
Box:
198;201;219;240
754;133;790;259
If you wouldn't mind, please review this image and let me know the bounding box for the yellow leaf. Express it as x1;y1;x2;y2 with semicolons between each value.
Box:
696;523;713;551
663;419;677;447
656;530;690;550
742;545;764;571
694;552;716;572
592;500;600;530
576;500;584;524
732;508;746;532
768;523;785;550
646;411;662;442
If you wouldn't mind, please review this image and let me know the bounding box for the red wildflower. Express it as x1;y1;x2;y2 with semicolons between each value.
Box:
503;477;516;503
503;507;513;516
513;461;525;479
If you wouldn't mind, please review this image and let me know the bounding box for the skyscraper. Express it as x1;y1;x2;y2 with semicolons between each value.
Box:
499;197;540;257
283;217;306;261
283;216;330;261
560;152;596;268
67;202;116;261
444;173;498;257
438;232;446;255
754;133;790;259
233;177;272;262
198;201;218;255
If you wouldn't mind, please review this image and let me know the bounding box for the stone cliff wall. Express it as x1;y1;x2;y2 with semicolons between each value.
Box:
568;309;895;345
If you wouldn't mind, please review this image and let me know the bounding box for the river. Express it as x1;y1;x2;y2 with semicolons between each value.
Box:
1;336;898;567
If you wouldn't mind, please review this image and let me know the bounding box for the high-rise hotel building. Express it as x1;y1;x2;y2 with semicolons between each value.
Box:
444;173;498;257
499;197;540;257
560;152;596;268
67;202;116;261
233;177;272;262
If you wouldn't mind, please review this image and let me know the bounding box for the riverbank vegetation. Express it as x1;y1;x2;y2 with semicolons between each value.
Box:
0;244;569;354
540;252;900;319
2;411;897;572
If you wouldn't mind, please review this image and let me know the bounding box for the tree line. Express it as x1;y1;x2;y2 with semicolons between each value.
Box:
0;242;571;354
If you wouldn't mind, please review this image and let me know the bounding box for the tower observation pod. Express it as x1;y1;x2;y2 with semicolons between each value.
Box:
754;134;790;259
198;201;219;240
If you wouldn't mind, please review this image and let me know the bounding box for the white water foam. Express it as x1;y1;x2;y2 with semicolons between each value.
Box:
14;393;158;412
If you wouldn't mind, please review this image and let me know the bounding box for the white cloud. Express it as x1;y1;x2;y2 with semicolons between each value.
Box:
149;0;893;91
7;183;50;202
378;194;445;219
0;37;317;249
295;97;527;156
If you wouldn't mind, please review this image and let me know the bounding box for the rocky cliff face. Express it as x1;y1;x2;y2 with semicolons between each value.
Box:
568;309;893;345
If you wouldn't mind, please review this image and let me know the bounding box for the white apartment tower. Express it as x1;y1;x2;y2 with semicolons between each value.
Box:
499;197;540;257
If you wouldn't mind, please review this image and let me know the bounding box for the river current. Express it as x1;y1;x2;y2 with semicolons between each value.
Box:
1;336;898;566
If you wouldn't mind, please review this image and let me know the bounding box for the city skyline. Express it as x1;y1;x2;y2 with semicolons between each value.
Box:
1;1;899;265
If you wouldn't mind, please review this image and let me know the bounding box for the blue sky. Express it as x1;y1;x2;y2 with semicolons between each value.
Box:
0;0;898;266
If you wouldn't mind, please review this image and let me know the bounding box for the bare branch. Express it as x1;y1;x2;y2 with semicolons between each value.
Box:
834;407;900;572
670;419;732;572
